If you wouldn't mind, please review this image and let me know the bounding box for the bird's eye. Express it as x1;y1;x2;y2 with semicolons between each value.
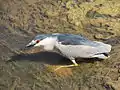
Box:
36;40;40;43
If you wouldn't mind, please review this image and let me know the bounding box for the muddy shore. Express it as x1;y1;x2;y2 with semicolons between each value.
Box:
0;0;120;90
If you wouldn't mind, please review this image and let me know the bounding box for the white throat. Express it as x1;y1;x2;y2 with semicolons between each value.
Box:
39;37;57;50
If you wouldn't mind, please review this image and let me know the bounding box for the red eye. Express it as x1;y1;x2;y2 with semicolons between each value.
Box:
36;40;40;43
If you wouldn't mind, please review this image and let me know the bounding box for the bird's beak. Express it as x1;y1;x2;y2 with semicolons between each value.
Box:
26;40;36;48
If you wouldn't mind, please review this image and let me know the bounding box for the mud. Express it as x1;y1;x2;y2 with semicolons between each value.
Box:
0;0;120;90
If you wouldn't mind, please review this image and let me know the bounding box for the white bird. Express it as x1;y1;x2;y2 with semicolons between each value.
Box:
26;33;112;68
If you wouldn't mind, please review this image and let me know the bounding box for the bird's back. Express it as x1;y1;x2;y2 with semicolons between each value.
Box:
52;33;108;47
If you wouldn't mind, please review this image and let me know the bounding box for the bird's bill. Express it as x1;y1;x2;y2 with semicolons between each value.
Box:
26;40;36;48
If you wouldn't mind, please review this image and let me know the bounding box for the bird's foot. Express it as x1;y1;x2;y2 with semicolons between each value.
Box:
55;64;79;71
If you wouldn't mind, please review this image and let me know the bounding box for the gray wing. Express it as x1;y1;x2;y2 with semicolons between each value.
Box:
52;34;100;47
53;34;88;45
53;34;111;53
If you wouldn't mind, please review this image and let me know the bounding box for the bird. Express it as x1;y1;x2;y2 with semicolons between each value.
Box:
26;33;112;69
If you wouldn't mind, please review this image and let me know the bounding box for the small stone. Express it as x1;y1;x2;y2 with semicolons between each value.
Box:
94;34;104;39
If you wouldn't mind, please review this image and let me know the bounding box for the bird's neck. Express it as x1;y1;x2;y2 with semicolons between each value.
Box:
55;41;65;50
43;45;54;50
43;37;57;50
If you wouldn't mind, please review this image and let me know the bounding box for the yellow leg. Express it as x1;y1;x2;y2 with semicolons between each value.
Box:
71;59;78;66
55;59;79;71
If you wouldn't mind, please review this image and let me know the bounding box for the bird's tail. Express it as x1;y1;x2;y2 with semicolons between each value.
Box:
94;41;112;53
91;53;110;59
91;41;112;59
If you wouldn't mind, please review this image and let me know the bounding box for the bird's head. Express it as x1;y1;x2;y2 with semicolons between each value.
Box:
26;35;57;50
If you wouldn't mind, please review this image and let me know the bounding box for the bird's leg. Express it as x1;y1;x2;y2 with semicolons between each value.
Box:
55;57;79;71
70;58;79;66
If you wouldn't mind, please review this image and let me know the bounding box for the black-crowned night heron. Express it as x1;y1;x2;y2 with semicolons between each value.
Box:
26;33;112;69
